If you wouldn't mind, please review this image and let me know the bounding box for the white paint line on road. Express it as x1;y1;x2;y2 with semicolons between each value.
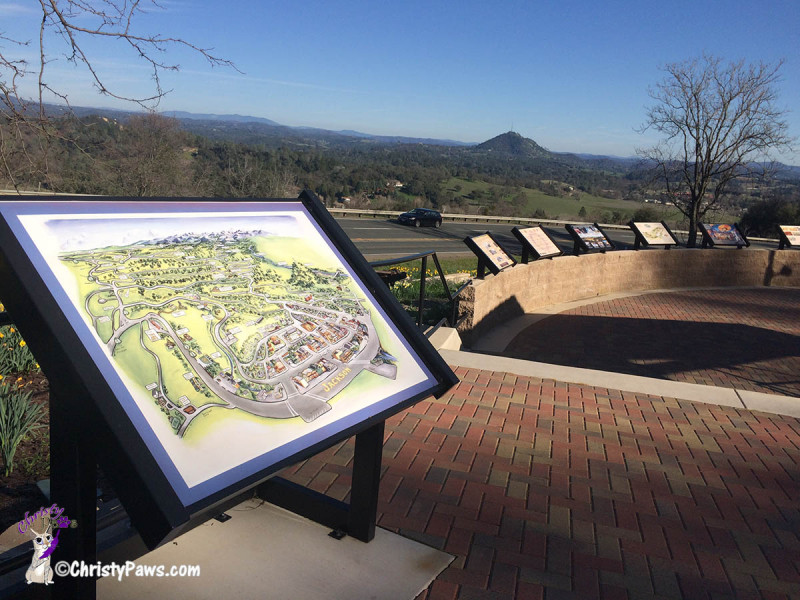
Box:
350;238;461;242
362;250;472;258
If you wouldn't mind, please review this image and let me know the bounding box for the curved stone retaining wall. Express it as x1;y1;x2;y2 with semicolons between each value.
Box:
456;248;800;345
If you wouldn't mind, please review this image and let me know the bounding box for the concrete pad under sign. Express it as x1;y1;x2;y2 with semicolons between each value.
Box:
440;349;746;409
98;499;453;600
426;326;462;351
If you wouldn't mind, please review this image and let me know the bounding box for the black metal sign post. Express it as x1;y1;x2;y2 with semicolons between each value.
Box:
476;256;488;279
347;421;384;541
257;420;384;542
49;387;98;600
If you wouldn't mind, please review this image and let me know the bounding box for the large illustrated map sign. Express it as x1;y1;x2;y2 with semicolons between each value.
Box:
699;223;749;248
0;193;456;545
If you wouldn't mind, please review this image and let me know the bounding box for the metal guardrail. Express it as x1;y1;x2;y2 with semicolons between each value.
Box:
0;193;778;242
0;189;781;248
328;207;597;227
0;189;98;197
370;251;469;330
326;207;780;243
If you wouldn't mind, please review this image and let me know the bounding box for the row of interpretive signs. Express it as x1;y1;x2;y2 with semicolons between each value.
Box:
464;222;800;277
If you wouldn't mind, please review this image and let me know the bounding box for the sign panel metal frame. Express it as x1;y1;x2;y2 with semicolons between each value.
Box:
628;221;680;250
511;225;562;262
463;232;516;278
0;191;458;551
698;223;750;249
564;223;615;254
778;225;800;250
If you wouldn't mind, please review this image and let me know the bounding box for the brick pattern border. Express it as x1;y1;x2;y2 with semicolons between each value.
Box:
457;249;800;345
280;366;800;599
503;288;800;398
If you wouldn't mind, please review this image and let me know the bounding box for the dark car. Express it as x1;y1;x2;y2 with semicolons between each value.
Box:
397;208;442;228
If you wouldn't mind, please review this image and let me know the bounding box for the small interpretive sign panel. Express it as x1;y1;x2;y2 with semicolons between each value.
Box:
699;223;749;248
464;233;516;277
511;226;562;262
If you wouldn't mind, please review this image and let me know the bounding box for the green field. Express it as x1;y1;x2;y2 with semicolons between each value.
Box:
442;177;639;220
440;177;739;225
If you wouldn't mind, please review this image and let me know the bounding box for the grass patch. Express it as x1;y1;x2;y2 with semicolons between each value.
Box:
379;256;486;326
440;177;740;225
442;176;638;220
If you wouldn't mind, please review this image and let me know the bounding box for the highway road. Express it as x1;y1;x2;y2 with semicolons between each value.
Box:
334;217;778;260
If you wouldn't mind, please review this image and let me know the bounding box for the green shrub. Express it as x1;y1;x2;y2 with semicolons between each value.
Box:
0;381;45;476
0;326;40;375
740;198;800;237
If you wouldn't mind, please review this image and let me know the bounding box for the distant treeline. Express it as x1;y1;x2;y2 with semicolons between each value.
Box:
1;113;797;234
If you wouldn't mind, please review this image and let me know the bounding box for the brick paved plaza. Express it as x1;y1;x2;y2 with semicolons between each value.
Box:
502;288;800;398
282;365;800;599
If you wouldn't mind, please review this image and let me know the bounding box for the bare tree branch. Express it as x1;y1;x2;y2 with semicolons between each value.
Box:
637;55;794;246
0;0;237;190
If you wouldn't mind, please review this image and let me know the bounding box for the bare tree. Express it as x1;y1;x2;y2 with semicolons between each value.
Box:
220;153;298;198
0;0;235;190
264;165;298;198
114;113;189;196
637;55;794;246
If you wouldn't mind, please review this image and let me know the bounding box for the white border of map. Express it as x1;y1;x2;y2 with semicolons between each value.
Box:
13;202;435;503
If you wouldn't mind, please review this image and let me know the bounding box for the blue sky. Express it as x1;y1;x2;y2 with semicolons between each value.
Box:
4;0;799;161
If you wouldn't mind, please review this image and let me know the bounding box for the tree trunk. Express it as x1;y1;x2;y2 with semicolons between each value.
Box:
687;202;699;247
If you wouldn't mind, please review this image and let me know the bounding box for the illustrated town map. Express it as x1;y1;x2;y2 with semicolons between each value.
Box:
21;208;431;489
59;226;397;437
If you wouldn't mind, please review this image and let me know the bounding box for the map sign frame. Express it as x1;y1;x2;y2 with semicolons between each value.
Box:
464;232;516;276
0;192;457;546
699;223;750;248
565;223;615;254
511;226;562;262
628;221;680;249
778;225;800;249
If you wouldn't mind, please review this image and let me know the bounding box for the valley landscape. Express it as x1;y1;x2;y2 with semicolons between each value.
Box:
3;106;798;235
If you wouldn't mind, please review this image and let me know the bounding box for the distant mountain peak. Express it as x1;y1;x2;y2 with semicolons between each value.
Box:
162;111;281;126
475;131;549;158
